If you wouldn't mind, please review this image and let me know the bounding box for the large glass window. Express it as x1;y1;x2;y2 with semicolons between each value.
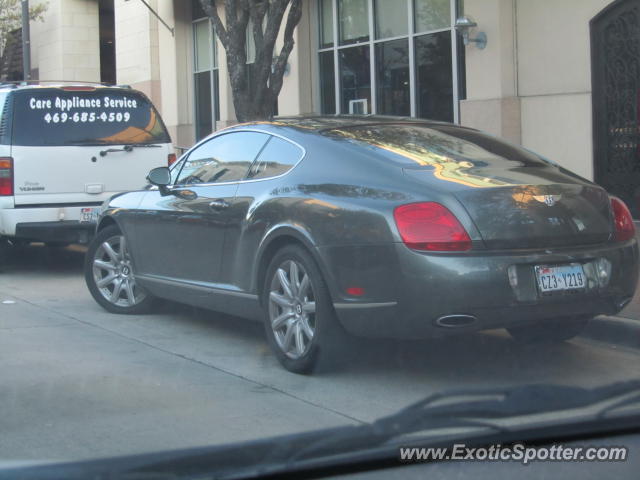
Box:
319;0;334;48
338;0;369;45
415;31;454;122
340;46;371;114
375;39;410;116
319;51;336;114
374;0;408;39
192;6;220;141
415;0;451;33
318;0;463;122
176;132;269;185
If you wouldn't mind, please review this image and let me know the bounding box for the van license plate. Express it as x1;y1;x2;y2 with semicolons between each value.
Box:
535;264;586;293
80;207;99;223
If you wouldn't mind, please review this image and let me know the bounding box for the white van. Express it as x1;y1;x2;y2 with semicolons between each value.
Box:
0;83;174;247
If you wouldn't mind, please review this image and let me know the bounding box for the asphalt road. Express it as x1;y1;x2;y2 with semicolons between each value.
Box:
1;245;639;462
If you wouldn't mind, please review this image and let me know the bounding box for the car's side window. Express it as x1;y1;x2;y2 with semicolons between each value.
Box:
175;131;269;185
247;136;304;180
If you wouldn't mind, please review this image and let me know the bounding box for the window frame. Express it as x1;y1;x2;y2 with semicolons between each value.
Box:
172;129;307;187
316;0;464;122
192;7;220;140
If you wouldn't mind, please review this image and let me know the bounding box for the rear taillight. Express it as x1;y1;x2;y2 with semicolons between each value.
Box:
611;196;635;242
0;157;13;196
394;202;472;252
168;153;177;166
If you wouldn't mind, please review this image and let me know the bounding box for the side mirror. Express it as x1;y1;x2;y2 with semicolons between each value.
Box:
147;167;171;195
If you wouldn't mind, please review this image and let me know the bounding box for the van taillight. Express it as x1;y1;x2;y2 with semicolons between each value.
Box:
394;202;472;251
168;153;177;166
0;157;13;196
611;196;635;242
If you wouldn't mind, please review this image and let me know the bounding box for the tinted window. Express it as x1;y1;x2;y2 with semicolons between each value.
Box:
248;137;303;180
11;88;171;146
176;131;269;185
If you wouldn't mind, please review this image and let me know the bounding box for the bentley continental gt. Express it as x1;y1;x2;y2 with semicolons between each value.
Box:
84;116;639;373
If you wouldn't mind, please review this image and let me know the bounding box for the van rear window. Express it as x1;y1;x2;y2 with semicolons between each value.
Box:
11;88;171;146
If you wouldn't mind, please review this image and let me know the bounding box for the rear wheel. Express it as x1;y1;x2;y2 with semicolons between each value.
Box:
263;245;345;374
507;317;589;344
84;225;155;314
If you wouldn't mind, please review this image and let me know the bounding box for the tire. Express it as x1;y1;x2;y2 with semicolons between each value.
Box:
84;225;155;314
507;316;590;344
262;244;345;374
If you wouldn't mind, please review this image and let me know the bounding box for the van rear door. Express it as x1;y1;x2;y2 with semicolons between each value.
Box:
10;87;173;206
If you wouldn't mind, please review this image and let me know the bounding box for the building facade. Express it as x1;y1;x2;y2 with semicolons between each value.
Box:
25;0;640;215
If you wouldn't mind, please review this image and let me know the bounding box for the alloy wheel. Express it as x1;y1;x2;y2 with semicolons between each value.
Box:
92;235;146;308
268;259;316;359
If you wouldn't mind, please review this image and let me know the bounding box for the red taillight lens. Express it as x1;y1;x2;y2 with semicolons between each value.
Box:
168;153;177;166
0;157;13;196
394;202;472;252
611;196;635;242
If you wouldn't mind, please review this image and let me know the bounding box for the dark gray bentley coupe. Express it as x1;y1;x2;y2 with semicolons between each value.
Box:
85;116;639;373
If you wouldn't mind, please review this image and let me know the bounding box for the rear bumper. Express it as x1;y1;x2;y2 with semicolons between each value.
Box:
13;221;95;244
0;205;101;244
320;240;639;339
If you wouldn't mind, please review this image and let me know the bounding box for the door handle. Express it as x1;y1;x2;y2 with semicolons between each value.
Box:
209;199;230;211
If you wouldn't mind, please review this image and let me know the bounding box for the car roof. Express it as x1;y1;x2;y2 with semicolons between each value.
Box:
0;82;131;93
233;115;455;133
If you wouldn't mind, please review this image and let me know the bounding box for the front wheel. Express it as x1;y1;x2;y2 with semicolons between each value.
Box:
507;317;590;344
263;245;345;374
84;225;155;314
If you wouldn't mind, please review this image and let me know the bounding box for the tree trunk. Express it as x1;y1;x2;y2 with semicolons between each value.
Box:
200;0;302;123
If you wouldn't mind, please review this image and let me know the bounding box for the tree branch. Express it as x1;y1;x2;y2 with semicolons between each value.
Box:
199;0;228;47
269;0;302;96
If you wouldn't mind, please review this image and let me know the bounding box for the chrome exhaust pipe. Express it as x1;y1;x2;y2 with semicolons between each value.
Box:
435;314;478;328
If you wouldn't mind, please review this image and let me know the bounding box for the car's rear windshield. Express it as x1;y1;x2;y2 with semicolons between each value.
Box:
11;88;171;146
325;124;552;168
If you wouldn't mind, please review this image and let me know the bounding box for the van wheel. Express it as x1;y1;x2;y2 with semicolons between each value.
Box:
507;317;589;344
263;245;345;374
84;225;155;314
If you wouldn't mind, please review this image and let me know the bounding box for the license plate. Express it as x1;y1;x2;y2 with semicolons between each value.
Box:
80;207;99;223
535;264;586;293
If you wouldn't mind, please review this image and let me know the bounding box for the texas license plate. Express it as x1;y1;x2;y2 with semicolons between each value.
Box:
535;264;586;293
80;207;99;223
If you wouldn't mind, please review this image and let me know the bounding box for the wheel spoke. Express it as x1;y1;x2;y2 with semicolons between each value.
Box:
276;268;293;299
300;317;314;342
123;279;136;305
110;278;123;303
97;274;116;288
281;322;295;351
298;274;310;299
94;260;116;272
289;261;300;296
270;291;293;308
102;242;119;263
294;322;305;356
302;301;316;314
119;235;127;258
271;311;293;330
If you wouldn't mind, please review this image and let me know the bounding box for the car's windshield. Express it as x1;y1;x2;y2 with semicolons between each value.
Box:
2;0;640;478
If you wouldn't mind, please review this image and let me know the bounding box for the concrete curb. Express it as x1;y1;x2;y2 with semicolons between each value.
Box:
580;315;640;350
